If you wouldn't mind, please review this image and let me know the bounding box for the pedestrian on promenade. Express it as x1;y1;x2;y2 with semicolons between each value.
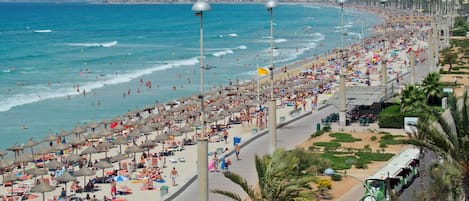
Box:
235;143;240;160
223;130;228;144
171;167;178;186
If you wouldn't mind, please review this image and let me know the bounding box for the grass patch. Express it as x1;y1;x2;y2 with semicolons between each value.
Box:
313;141;341;148
320;152;356;170
329;132;362;142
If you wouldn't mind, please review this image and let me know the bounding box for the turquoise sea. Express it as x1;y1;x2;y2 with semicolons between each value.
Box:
0;3;377;151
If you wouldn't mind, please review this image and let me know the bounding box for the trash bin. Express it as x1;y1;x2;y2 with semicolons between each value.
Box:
316;123;321;132
160;185;169;197
251;128;258;134
280;116;286;123
233;137;241;146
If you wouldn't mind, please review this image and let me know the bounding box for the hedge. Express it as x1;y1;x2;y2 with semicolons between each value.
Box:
378;105;420;128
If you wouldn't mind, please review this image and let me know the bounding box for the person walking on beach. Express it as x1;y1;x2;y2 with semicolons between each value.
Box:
223;130;228;144
235;143;240;160
170;167;178;186
110;179;117;199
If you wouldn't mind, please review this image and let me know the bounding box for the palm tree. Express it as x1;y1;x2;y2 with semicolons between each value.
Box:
406;90;469;200
211;148;317;201
421;72;443;106
400;84;428;113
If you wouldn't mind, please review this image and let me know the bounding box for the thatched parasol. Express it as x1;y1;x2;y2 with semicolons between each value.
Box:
55;171;76;190
94;160;113;183
31;181;56;201
23;137;40;162
112;136;128;154
73;166;96;185
43;159;63;170
80;146;99;162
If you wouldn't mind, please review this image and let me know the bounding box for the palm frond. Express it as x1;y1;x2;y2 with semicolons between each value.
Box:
211;189;243;201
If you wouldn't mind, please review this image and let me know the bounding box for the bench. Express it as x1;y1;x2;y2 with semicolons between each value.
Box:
289;108;302;117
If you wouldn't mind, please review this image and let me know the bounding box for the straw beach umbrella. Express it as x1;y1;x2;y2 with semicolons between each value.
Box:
84;132;101;141
96;140;114;159
86;121;100;131
97;128;112;138
94;160;113;183
3;172;19;192
31;181;56;201
43;159;63;170
55;171;76;190
57;128;71;138
109;154;128;170
35;145;54;167
0;150;7;159
125;146;145;161
43;132;59;143
64;153;81;163
23;137;40;162
7;143;24;160
80;146;99;162
112;136;128;154
0;159;13;184
25;167;48;178
15;154;33;174
73;166;96;186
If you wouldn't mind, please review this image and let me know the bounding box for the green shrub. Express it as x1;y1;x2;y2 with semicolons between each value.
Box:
363;144;372;152
329;132;362;142
331;174;342;181
379;142;388;148
355;161;368;169
378;105;420;128
370;136;377;141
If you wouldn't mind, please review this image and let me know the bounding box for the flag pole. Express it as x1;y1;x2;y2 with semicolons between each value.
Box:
257;63;260;102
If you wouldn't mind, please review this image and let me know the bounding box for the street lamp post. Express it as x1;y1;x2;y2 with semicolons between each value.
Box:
380;0;388;99
266;0;278;154
192;2;210;201
338;0;347;128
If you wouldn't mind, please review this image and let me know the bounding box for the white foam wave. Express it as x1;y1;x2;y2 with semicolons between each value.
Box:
68;41;118;48
0;57;199;112
311;32;325;42
33;30;52;33
228;33;238;37
274;38;287;43
237;45;247;50
213;49;234;57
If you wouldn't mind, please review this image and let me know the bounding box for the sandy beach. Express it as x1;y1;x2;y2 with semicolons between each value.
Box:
0;3;434;201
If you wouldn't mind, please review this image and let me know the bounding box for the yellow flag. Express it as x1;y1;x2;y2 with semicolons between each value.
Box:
257;68;269;76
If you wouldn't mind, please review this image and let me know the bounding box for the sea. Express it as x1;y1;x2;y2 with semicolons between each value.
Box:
0;2;378;152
